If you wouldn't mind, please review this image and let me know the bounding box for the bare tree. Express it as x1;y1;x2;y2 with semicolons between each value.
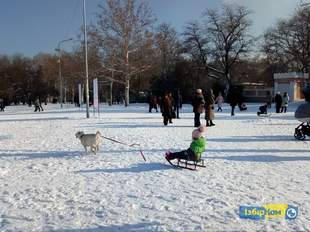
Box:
32;53;60;100
182;21;215;87
154;23;181;79
263;6;310;72
90;0;156;106
183;21;209;68
204;4;254;87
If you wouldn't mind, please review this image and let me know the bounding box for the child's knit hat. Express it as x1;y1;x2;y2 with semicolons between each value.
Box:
192;125;206;139
196;89;202;94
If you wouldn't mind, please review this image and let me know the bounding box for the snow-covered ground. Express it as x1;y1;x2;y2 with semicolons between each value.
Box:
0;103;309;232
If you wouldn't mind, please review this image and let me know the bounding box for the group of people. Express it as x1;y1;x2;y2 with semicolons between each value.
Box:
165;89;292;164
0;97;46;112
257;91;289;115
275;92;289;113
161;91;182;125
149;90;182;126
192;88;227;127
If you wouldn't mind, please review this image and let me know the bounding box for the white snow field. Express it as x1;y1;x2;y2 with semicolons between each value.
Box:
0;103;309;232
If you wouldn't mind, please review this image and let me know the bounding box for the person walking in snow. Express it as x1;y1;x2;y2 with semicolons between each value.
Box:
168;92;175;122
266;91;272;108
39;98;44;111
148;94;158;113
215;92;224;112
160;91;173;126
34;98;41;112
227;88;239;116
274;92;282;113
165;125;206;162
204;88;215;127
174;89;182;119
192;89;205;127
281;92;289;113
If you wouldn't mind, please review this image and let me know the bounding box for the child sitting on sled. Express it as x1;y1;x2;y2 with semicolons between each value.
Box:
165;125;206;162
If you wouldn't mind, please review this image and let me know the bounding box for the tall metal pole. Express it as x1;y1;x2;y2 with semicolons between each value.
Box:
57;45;63;108
83;0;90;118
56;38;72;108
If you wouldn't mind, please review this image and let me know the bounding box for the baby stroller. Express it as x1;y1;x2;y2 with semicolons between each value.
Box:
294;122;310;140
239;102;247;111
294;102;310;140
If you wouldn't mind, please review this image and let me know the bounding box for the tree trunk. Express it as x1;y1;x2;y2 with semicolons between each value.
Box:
224;73;232;97
109;81;113;106
71;87;75;104
124;78;130;107
64;85;67;103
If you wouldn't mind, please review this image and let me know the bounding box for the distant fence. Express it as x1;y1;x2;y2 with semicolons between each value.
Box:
243;88;273;102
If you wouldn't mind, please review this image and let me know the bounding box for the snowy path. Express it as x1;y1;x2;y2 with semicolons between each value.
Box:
0;103;309;231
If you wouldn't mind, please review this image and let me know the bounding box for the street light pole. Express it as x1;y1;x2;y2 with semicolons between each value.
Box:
57;50;62;108
56;38;73;108
83;0;90;118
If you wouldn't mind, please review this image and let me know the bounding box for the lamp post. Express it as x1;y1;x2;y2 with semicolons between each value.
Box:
55;38;73;108
83;0;90;118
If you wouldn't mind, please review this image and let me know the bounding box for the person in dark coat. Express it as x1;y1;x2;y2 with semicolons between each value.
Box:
257;103;268;116
266;91;272;108
274;92;282;113
0;98;5;112
205;88;215;126
174;89;182;119
281;92;289;113
39;98;44;111
168;92;175;122
192;89;205;127
34;98;41;112
161;92;173;126
149;95;158;113
227;88;238;116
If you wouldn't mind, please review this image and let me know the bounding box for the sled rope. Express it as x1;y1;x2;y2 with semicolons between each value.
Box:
100;135;146;162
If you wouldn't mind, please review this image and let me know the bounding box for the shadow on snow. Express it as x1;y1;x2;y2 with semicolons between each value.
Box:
207;155;310;162
206;148;310;153
0;150;81;159
75;162;172;174
51;222;161;232
207;135;296;142
0;135;12;140
0;117;71;123
79;122;193;129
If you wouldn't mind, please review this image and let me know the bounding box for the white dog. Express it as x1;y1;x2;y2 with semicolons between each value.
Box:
75;131;102;154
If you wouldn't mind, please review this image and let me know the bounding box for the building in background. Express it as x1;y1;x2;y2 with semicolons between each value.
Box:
273;72;309;102
241;83;273;102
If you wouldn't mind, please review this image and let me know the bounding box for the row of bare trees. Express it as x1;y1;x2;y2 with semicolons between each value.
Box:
1;0;309;105
263;6;310;73
87;0;254;105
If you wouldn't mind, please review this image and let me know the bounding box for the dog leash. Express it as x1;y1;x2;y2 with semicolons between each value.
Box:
100;135;146;162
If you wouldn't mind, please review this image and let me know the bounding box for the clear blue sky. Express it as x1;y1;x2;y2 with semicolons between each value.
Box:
0;0;298;57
